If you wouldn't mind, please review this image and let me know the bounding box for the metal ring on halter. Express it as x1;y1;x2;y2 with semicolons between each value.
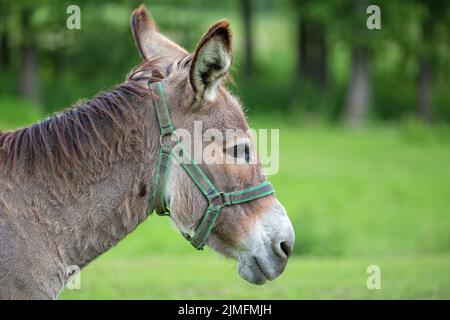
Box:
210;192;227;208
159;131;180;146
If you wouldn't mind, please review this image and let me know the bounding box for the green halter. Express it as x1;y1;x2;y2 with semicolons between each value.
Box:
150;81;275;250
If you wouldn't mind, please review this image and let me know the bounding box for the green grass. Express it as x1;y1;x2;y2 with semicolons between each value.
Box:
1;99;450;299
270;121;450;256
59;253;450;299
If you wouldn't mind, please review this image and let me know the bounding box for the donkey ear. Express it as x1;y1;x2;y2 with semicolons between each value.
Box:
190;21;232;102
130;5;187;62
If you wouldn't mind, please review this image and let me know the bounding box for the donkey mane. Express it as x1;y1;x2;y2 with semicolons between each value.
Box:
0;71;165;180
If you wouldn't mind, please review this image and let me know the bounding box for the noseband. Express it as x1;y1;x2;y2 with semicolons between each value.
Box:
150;81;275;250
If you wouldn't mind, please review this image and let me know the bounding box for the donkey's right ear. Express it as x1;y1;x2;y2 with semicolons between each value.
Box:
130;5;187;62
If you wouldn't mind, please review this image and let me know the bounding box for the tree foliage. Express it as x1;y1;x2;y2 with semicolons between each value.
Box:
0;0;449;123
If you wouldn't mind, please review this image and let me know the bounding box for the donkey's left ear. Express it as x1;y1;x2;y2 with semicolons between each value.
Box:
190;20;232;102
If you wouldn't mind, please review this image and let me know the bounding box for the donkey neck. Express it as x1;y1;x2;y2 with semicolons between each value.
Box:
0;83;162;277
54;91;161;269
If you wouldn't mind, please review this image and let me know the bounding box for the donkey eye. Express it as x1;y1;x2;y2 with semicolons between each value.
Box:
226;144;250;162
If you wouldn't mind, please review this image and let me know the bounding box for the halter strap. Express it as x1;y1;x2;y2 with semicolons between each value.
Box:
151;81;174;216
150;81;275;250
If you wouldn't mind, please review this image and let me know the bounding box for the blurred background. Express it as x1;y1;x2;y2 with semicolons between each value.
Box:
0;0;449;299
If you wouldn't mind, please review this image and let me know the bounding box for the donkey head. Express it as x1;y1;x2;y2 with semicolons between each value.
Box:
130;5;295;285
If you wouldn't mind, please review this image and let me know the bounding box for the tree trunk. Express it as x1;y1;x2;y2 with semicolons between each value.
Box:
289;12;327;113
0;30;10;71
18;8;41;107
344;47;371;127
417;12;435;124
299;18;327;89
241;0;254;79
417;58;434;123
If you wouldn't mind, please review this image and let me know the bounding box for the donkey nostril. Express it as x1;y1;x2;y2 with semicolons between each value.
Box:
280;241;293;258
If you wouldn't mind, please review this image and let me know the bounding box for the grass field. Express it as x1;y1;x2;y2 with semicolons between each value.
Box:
1;103;450;299
60;253;450;299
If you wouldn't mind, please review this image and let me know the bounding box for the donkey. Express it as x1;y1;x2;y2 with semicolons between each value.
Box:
0;5;295;299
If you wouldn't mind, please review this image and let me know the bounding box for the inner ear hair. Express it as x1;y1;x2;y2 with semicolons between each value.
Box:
190;21;232;102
